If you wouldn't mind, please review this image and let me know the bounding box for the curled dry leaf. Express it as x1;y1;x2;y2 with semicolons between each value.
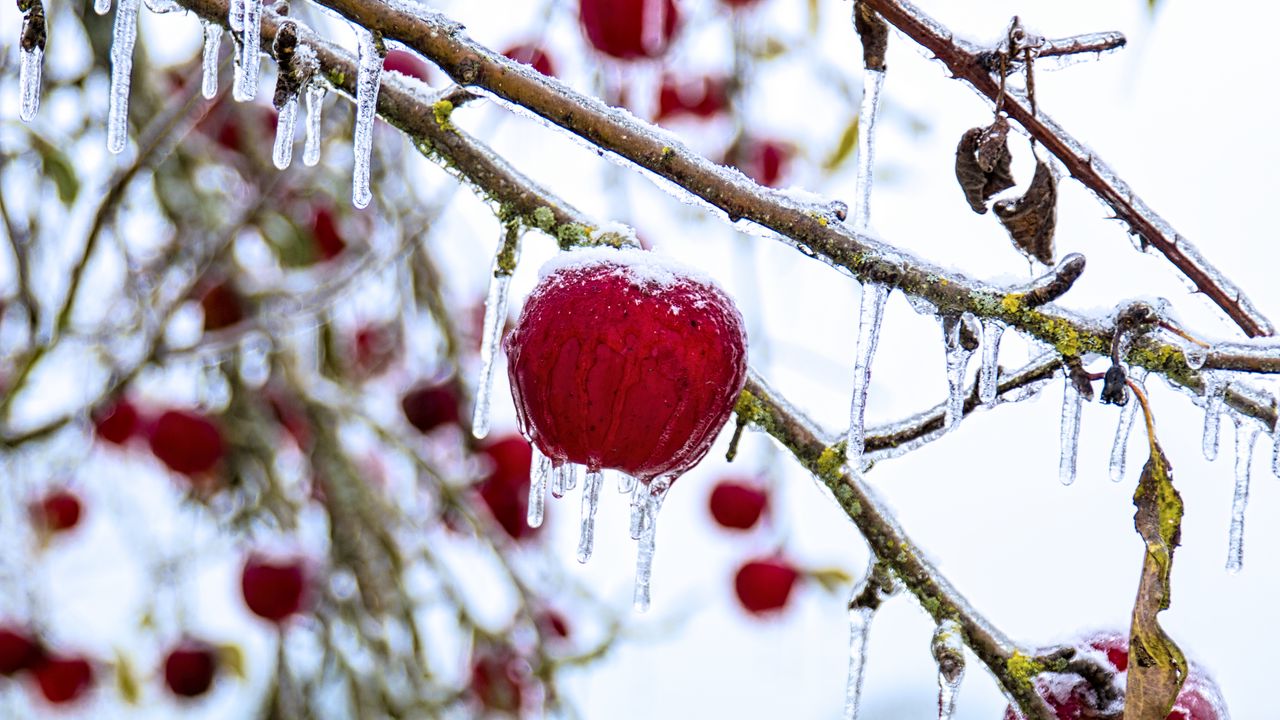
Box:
995;158;1058;265
955;116;1015;214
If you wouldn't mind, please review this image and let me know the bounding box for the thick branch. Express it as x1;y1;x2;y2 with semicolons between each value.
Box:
861;0;1273;339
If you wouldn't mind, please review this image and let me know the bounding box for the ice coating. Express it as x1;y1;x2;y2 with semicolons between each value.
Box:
272;97;297;169
95;0;112;14
1226;419;1257;574
472;239;518;440
527;445;549;529
931;619;965;720
843;604;873;720
506;251;748;482
846;283;889;462
233;0;262;102
550;462;578;499
577;470;603;563
536;246;719;292
1059;375;1082;485
106;0;142;154
942;315;977;430
200;21;223;100
1108;367;1146;482
303;81;326;167
632;477;671;612
352;28;382;209
851;68;885;230
979;319;1003;408
1202;372;1225;462
19;45;42;123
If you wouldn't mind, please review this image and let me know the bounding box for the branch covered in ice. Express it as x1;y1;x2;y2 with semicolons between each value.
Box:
861;0;1273;339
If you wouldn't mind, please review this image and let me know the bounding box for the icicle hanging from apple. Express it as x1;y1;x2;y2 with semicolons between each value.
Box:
503;247;748;610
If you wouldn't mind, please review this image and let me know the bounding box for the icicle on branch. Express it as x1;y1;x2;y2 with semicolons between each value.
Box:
106;0;142;153
846;283;889;464
232;0;261;101
200;20;223;99
351;27;384;209
850;1;888;230
844;562;894;720
931;619;966;720
1226;418;1258;574
17;0;46;123
270;21;318;170
472;225;520;440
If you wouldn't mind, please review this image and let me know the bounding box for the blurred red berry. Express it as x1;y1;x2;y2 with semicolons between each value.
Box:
351;323;401;379
92;397;140;446
503;43;557;77
733;138;792;188
720;0;761;8
0;625;41;676
31;490;82;535
401;382;461;435
656;75;728;122
470;647;530;716
241;556;307;623
199;281;244;332
31;655;93;705
504;250;748;483
536;610;571;641
1002;632;1228;720
163;639;218;698
383;50;432;83
268;393;311;448
149;410;225;477
579;0;680;60
734;558;800;615
310;205;347;262
477;436;538;541
708;479;767;530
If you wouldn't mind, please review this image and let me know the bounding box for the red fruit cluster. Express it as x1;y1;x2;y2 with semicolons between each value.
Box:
734;557;800;615
241;555;308;624
1003;632;1227;720
708;479;768;530
149;409;225;477
505;249;748;483
401;381;461;435
579;0;680;60
30;489;83;535
503;43;556;77
163;639;219;698
476;436;538;541
0;625;95;706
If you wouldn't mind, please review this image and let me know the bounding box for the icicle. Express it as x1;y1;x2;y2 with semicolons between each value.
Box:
1059;375;1083;485
1202;372;1225;462
551;462;577;500
272;97;298;169
19;46;42;124
234;0;262;102
303;81;326;167
1226;419;1258;574
633;477;671;612
472;234;519;440
942;315;978;430
95;0;113;15
842;603;873;720
931;619;965;720
628;482;645;540
527;446;549;529
577;470;603;563
617;472;636;494
846;283;889;463
1273;430;1280;479
200;21;223;100
1108;368;1147;482
978;320;1004;408
351;29;383;209
106;0;142;154
850;68;885;229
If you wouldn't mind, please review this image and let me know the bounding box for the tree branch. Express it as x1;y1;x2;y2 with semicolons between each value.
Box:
860;0;1273;339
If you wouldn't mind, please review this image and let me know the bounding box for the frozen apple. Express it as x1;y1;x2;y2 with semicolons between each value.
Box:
163;639;219;698
579;0;680;60
734;557;800;615
241;555;307;624
30;489;82;536
92;397;140;446
709;478;768;530
148;409;225;477
30;654;94;705
401;381;462;435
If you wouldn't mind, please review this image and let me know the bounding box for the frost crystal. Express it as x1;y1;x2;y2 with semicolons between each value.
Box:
1108;367;1146;482
272;97;298;169
942;315;978;430
351;29;383;209
228;0;243;32
978;320;1004;408
846;283;889;463
233;0;262;102
632;477;671;612
303;81;327;167
106;0;142;154
1226;419;1258;574
843;604;873;720
200;21;223;100
1202;372;1225;462
19;46;42;123
472;240;518;440
577;470;604;563
931;619;965;720
851;69;886;229
527;445;550;529
1059;375;1083;485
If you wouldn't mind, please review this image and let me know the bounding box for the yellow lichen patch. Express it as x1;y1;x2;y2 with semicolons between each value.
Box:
432;99;455;132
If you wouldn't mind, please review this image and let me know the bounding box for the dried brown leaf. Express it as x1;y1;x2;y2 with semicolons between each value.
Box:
994;159;1057;264
955;121;1015;214
1126;436;1188;720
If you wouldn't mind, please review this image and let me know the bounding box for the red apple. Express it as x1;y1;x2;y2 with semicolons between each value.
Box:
656;75;729;122
504;249;748;483
0;625;41;676
309;205;347;262
30;490;82;535
734;557;800;615
163;639;218;698
708;479;768;530
92;397;140;446
401;382;461;435
579;0;680;60
476;436;538;541
241;555;307;623
30;654;94;705
731;138;792;188
503;43;557;77
148;410;225;477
